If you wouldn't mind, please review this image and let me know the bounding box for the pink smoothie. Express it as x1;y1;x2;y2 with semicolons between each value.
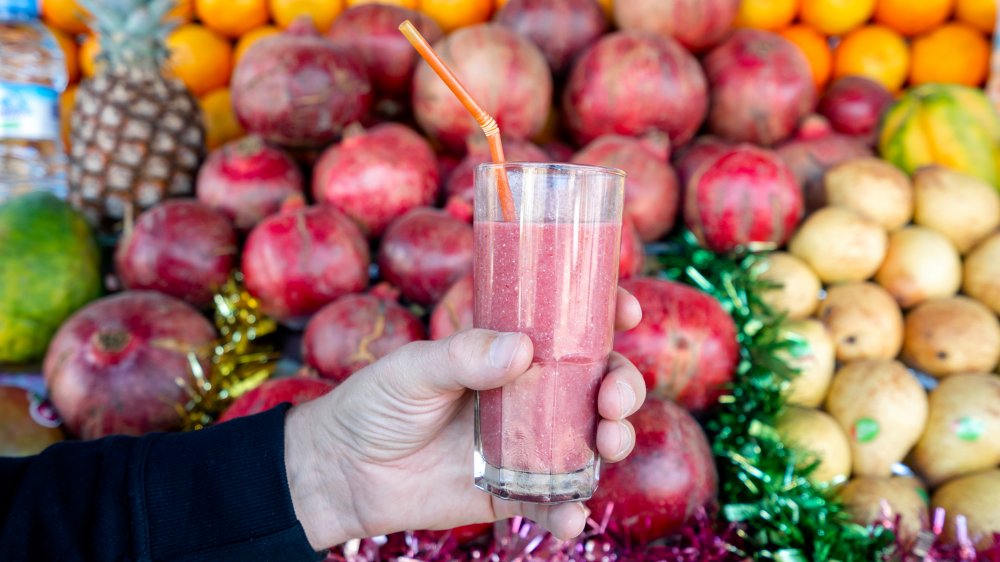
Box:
474;221;620;475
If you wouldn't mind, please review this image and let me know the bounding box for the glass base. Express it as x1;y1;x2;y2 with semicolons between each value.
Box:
473;450;599;503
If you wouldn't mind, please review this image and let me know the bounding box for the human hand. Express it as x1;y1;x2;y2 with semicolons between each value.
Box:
284;288;645;551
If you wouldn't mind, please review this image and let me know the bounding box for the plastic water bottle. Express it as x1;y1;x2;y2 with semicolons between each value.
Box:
0;0;69;202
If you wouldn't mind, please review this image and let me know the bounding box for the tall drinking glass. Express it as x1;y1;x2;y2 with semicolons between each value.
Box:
473;162;625;503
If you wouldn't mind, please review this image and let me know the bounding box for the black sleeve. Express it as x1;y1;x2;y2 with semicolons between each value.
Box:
0;404;324;562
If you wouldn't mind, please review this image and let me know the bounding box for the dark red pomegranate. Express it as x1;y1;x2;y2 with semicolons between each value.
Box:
327;4;441;100
231;18;373;147
673;136;732;189
115;200;237;308
776;115;873;212
413;24;552;152
817;76;894;145
685;145;803;254
313;123;439;238
218;377;336;422
196;136;304;232
429;274;473;340
445;137;549;207
242;204;370;327
0;386;63;456
587;395;717;544
614;0;739;52
619;213;644;279
704;29;816;146
302;293;426;382
542;141;575;162
43;291;217;439
571;134;680;242
377;207;474;306
494;0;607;73
564;31;708;147
613;278;739;413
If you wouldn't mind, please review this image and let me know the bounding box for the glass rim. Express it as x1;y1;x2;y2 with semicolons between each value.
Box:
475;161;626;178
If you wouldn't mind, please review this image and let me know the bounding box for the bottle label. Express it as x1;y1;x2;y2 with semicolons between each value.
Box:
0;82;60;141
0;0;41;19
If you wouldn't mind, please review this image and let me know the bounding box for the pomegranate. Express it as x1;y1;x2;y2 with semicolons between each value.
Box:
818;76;894;145
445;137;549;207
564;31;708;147
0;386;63;456
493;0;607;73
327;5;442;100
614;0;739;53
303;293;426;382
313;123;439;238
571;134;680;242
377;207;474;305
115;200;238;308
429;274;473;340
218;377;336;422
619;213;645;279
196;136;304;232
613;277;739;413
43;291;217;439
704;29;816;146
673;136;731;189
542;141;575;162
413;24;552;152
231;18;373;147
776;115;873;212
242;204;370;327
685;145;803;254
587;395;717;544
422;523;493;545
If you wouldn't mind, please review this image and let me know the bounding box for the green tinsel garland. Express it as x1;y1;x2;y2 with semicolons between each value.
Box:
654;231;896;562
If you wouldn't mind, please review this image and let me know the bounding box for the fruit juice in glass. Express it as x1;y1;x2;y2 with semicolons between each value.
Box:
473;162;625;503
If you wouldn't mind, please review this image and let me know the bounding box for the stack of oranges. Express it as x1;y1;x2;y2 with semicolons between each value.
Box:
737;0;996;94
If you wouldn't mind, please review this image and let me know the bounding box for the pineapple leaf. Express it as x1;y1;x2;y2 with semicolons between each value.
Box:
80;0;177;73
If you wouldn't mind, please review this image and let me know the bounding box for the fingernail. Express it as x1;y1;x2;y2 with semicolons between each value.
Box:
615;422;632;459
617;380;636;416
490;332;524;370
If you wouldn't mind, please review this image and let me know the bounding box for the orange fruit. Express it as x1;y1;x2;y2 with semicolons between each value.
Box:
234;25;282;63
874;0;955;36
734;0;800;31
780;25;833;90
196;0;270;38
910;22;990;86
41;0;89;35
48;26;79;84
597;0;613;18
833;24;910;92
800;0;876;35
200;88;245;151
420;0;493;32
60;84;77;150
956;0;996;32
79;34;100;79
165;24;233;97
168;0;195;22
347;0;418;8
269;0;344;32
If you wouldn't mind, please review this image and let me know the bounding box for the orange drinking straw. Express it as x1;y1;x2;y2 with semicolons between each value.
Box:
398;20;517;222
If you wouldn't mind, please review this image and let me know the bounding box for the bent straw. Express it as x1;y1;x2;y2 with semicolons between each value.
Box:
398;20;517;222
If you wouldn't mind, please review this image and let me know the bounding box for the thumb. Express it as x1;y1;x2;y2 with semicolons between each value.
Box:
376;329;534;396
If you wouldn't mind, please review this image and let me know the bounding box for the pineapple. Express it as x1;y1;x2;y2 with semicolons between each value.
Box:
69;0;204;234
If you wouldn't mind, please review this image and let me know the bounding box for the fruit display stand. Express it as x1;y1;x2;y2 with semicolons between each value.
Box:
5;0;1000;560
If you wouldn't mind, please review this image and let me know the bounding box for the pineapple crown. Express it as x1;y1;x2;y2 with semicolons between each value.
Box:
79;0;178;74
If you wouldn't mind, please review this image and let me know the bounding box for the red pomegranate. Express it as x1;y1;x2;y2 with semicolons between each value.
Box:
445;137;549;207
231;18;373;147
493;0;607;73
571;134;680;242
587;395;717;544
704;29;816;146
43;291;217;439
218;377;336;422
614;0;739;53
776;115;873;212
619;213;645;279
673;136;732;189
377;207;474;306
817;76;894;145
413;24;552;152
327;5;442;100
0;386;63;457
429;274;473;340
242;203;370;327
196;136;304;232
685;145;803;254
564;31;708;147
115;200;237;308
613;278;739;413
313;123;439;238
302;293;426;382
422;523;493;545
